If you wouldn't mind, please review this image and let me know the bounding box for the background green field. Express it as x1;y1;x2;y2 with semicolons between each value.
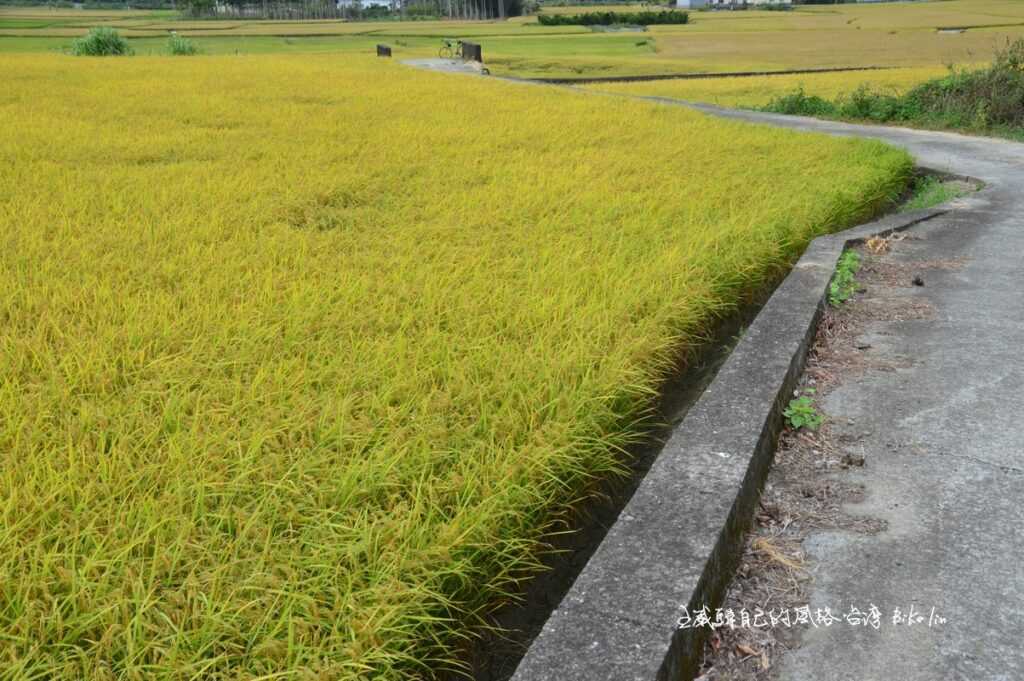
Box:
2;0;1024;76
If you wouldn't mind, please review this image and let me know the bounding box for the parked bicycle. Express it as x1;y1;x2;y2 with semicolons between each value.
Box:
438;38;463;59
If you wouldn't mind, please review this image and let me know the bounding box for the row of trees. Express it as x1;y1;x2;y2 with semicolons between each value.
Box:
180;0;525;20
405;0;526;20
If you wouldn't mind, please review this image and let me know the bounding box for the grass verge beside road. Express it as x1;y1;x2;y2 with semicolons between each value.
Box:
761;40;1024;141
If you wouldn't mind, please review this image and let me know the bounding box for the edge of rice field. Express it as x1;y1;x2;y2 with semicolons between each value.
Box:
508;192;971;681
456;65;989;678
393;63;933;678
451;291;770;680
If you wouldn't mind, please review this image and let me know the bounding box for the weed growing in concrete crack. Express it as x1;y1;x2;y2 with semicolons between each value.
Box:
784;390;824;430
829;249;862;306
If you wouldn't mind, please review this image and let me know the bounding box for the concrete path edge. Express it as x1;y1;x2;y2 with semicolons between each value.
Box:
509;205;954;681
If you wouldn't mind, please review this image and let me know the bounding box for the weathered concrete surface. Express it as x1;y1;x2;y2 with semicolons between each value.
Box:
511;101;1024;680
779;212;1024;681
402;58;487;75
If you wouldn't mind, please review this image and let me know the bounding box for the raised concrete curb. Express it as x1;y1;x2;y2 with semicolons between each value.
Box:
509;206;949;681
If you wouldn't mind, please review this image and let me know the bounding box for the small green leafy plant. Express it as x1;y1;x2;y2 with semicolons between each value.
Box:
167;32;199;56
763;87;838;117
70;27;133;56
829;249;862;306
784;390;823;430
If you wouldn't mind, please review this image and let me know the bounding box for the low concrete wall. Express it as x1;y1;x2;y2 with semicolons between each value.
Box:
509;207;949;681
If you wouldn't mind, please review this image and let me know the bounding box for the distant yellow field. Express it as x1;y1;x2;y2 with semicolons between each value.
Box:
0;53;911;679
584;66;951;108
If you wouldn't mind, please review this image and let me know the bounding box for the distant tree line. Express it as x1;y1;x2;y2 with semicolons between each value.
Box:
180;0;524;19
0;0;175;7
407;0;526;19
182;0;356;19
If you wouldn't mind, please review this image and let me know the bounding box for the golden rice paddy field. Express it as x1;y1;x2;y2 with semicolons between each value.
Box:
583;66;951;108
0;53;911;678
2;0;1024;77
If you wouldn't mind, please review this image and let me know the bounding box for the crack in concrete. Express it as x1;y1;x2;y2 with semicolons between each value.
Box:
933;450;1024;476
